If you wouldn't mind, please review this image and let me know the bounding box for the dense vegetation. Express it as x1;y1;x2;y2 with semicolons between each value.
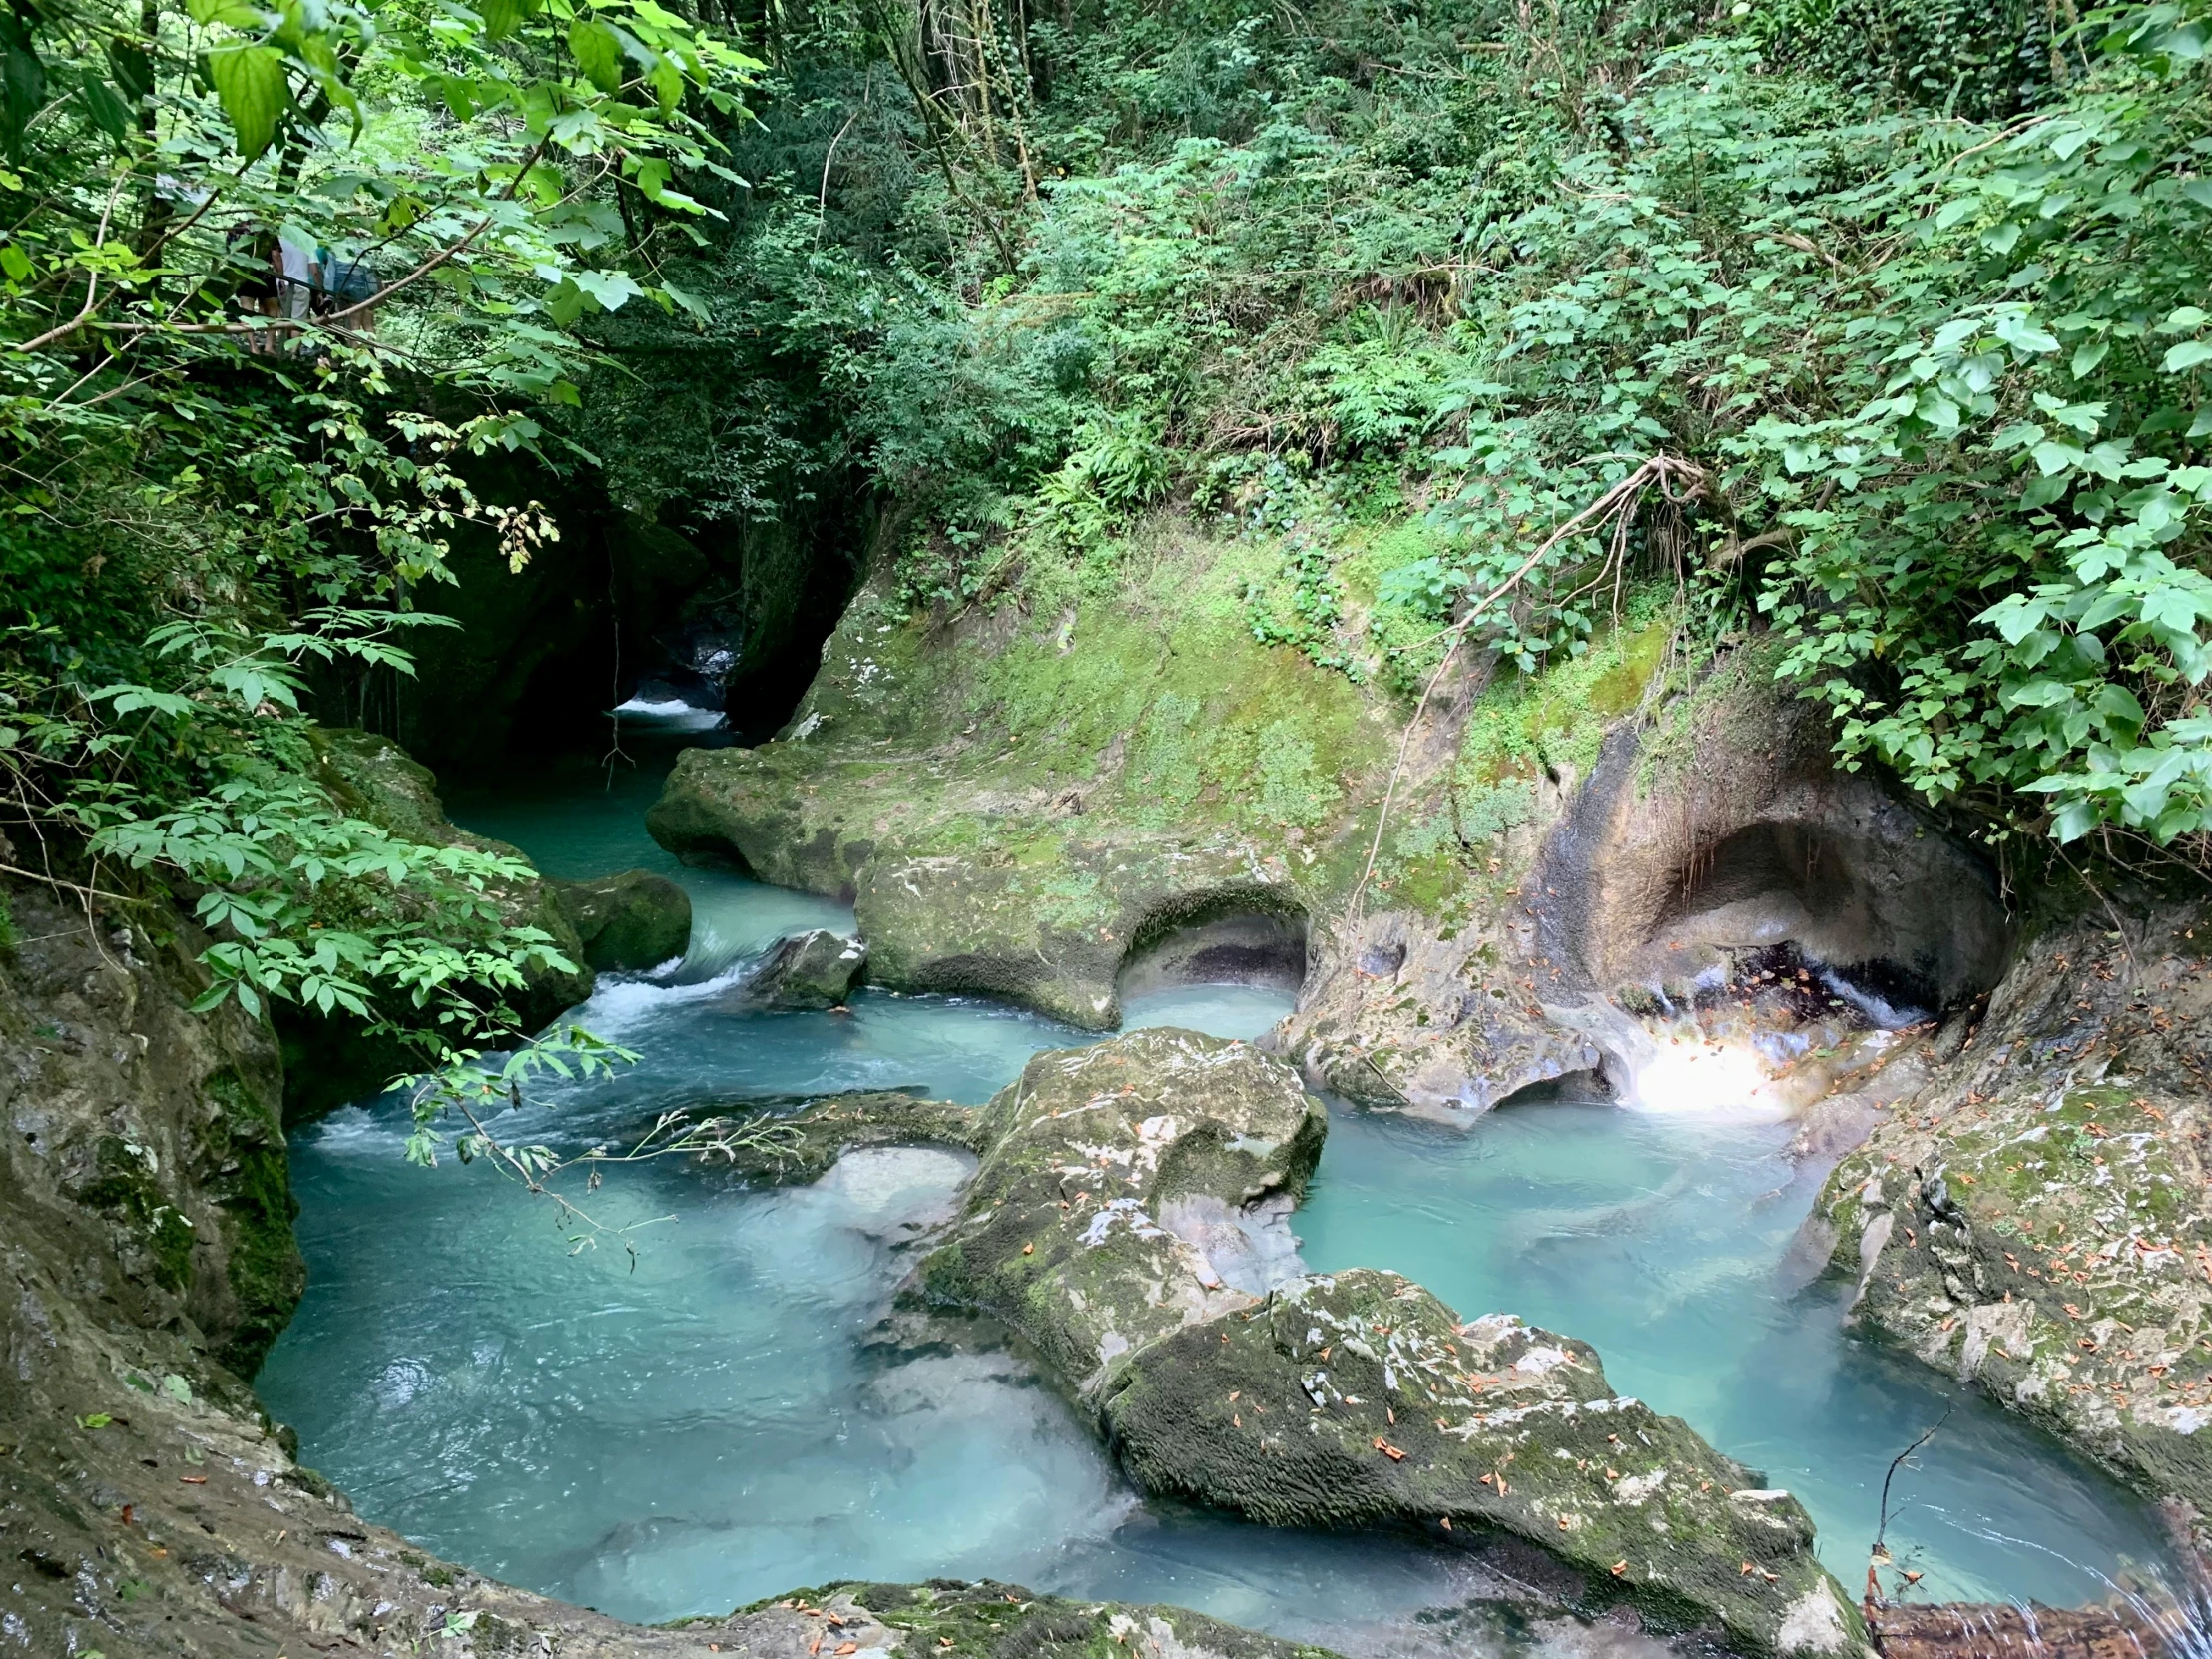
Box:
1;0;2209;1099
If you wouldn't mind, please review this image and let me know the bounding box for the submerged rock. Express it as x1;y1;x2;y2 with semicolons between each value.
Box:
913;1029;1860;1656
748;925;868;1007
684;1090;989;1186
551;867;692;971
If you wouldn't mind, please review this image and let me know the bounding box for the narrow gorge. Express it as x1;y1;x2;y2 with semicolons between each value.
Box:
7;0;2212;1652
10;548;2211;1658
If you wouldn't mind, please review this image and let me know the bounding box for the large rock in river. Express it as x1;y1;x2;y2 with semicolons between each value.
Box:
920;1027;1326;1393
1105;1269;1851;1659
915;1029;1861;1657
748;925;867;1007
551;867;692;971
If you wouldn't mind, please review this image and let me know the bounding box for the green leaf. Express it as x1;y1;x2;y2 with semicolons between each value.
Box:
2163;340;2212;373
206;43;289;159
568;19;623;93
479;0;524;38
570;268;644;310
105;40;153;103
2071;338;2110;378
3;44;48;153
0;240;29;281
80;74;130;140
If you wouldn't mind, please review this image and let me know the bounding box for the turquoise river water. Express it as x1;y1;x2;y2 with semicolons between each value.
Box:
256;717;2179;1654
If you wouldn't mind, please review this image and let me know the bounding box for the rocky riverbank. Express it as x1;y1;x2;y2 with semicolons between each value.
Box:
1809;902;2212;1555
645;547;2008;1123
0;871;1355;1659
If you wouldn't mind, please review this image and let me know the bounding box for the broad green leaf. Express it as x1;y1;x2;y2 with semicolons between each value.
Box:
79;74;130;139
571;267;644;309
568;19;623;92
206;43;288;159
2163;340;2212;373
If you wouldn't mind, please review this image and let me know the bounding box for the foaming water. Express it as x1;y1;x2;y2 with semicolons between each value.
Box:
1297;1103;2174;1604
260;762;2177;1642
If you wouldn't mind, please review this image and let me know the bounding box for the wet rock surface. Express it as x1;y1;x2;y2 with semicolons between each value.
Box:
1104;1272;1851;1658
552;866;693;971
643;554;1369;1030
906;1029;1860;1657
747;924;869;1007
688;1089;990;1185
650;736;1302;1028
1812;902;2212;1548
919;1028;1327;1393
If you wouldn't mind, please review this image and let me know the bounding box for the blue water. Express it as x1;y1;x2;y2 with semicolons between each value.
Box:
258;726;2176;1649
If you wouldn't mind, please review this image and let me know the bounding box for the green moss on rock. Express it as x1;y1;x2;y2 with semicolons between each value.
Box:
550;868;693;972
1102;1270;1859;1658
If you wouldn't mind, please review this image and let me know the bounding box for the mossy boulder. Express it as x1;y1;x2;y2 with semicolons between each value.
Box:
1810;902;2212;1551
749;926;867;1007
1101;1270;1858;1658
919;1028;1326;1395
645;541;1373;1029
650;738;1301;1028
277;728;597;1121
551;868;692;972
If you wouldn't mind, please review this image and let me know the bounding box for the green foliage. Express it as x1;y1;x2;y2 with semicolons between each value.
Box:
0;0;764;1123
705;0;2212;873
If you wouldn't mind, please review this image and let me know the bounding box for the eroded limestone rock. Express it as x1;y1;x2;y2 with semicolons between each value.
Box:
1103;1271;1853;1658
920;1028;1325;1392
748;925;868;1007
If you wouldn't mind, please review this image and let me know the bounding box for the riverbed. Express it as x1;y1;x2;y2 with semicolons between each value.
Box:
256;722;2177;1651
